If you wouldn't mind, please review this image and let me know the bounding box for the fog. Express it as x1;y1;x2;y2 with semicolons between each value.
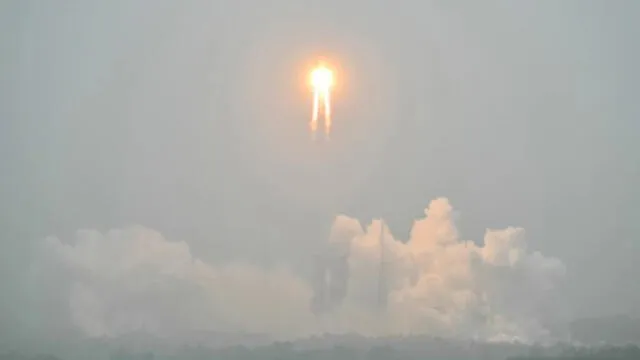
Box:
1;0;639;356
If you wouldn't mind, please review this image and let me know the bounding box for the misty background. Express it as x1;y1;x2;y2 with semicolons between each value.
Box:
1;0;639;345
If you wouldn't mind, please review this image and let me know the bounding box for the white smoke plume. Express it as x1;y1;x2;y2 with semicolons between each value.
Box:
27;198;565;343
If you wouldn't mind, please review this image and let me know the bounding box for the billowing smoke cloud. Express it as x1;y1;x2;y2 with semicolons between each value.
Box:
27;198;565;343
321;199;566;341
28;227;316;339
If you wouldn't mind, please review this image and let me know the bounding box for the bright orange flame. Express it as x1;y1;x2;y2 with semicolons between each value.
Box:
309;64;334;139
311;66;333;92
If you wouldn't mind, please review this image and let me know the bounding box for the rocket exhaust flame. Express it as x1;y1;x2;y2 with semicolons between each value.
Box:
309;64;334;140
324;90;331;137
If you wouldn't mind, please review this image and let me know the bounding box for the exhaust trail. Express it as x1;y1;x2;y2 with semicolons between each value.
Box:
324;90;331;137
311;90;320;139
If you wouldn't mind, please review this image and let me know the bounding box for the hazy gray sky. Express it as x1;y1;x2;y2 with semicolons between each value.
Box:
1;0;639;336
